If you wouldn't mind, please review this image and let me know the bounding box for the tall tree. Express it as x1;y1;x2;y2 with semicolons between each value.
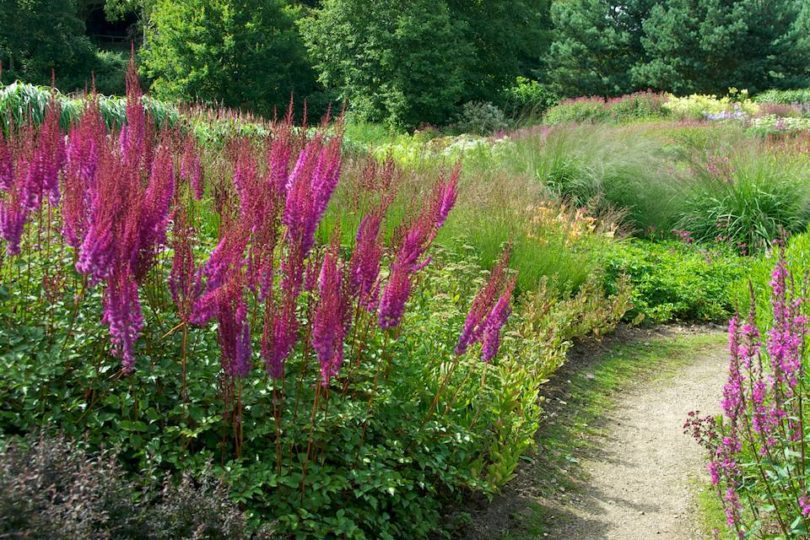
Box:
544;0;655;97
142;0;317;116
302;0;471;128
0;0;96;88
447;0;553;103
633;0;809;94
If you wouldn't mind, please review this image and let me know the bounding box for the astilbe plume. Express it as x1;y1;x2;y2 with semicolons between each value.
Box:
179;135;203;200
102;267;144;372
63;101;105;247
262;127;343;378
0;130;12;191
191;217;252;378
0;188;27;256
480;276;517;362
119;59;148;169
215;275;252;378
169;209;197;322
191;221;249;326
455;246;511;355
378;165;460;330
349;212;384;311
134;140;175;279
312;238;349;386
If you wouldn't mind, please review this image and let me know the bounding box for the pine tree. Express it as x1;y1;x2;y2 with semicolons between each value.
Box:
634;0;809;94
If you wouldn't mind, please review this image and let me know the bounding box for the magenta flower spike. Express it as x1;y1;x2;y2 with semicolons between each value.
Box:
0;196;27;256
216;277;252;378
480;276;516;362
377;265;412;330
63;103;104;247
119;60;147;168
263;296;299;379
312;240;348;386
102;267;145;373
180;135;203;200
0;131;13;191
456;247;510;355
349;213;383;304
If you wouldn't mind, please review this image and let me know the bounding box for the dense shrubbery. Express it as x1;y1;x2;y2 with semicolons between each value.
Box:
544;92;669;124
0;434;249;539
599;240;745;324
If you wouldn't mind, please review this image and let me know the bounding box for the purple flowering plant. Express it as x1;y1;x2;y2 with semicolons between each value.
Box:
687;249;809;538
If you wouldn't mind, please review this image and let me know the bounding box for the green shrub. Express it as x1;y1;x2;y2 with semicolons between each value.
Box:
676;147;810;252
0;434;249;539
599;240;745;324
452;101;509;135
730;226;810;328
544;97;608;124
754;88;810;106
500;77;559;119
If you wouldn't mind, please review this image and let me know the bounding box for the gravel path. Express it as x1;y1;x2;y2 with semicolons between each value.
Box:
540;333;728;539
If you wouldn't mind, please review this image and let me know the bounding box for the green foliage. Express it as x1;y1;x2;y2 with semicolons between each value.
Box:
142;0;317;117
499;77;559;118
451;102;509;135
545;0;654;97
599;240;745;323
0;0;96;90
676;146;810;252
302;0;470;129
663;91;759;120
0;434;249;539
544;92;669;124
0;241;573;537
730;227;810;329
634;0;810;95
755;88;810;105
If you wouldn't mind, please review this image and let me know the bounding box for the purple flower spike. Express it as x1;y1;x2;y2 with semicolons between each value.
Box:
480;276;516;363
102;268;144;373
378;265;412;330
312;241;348;386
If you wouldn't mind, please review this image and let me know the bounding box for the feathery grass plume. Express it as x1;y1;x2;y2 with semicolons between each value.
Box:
455;245;511;355
312;236;349;386
378;164;460;330
63;100;104;248
480;275;517;362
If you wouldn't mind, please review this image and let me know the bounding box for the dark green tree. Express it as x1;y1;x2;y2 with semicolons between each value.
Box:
447;0;552;103
633;0;809;94
142;0;317;116
302;0;471;128
544;0;655;97
0;0;96;88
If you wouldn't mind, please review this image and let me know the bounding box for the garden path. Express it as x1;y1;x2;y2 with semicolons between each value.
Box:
540;332;726;539
464;327;728;539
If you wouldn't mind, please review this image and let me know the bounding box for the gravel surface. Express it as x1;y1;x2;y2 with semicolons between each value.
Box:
461;326;728;540
542;333;727;539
